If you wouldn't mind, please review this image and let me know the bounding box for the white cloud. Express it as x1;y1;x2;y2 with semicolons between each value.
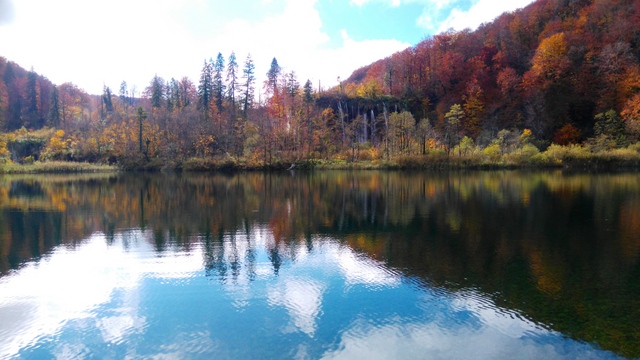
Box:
352;0;453;6
350;0;371;6
437;0;534;33
0;0;409;95
416;12;434;30
0;0;15;25
195;0;409;97
0;0;536;98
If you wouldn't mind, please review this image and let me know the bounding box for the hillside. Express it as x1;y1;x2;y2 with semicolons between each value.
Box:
340;0;640;143
0;58;59;131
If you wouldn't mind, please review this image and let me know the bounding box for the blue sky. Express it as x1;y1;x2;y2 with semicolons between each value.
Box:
0;0;535;95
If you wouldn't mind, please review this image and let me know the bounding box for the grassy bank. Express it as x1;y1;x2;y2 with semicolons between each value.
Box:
0;161;117;174
166;143;640;171
4;143;639;174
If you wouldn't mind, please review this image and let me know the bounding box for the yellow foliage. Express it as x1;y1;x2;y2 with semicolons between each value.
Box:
356;79;382;99
0;136;9;161
483;144;502;160
531;32;569;80
41;129;71;161
344;83;358;98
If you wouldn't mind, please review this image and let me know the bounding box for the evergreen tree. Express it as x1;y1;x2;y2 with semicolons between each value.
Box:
213;53;226;113
137;106;147;153
266;57;281;95
286;71;299;99
227;51;238;116
26;68;39;128
303;79;313;104
594;110;628;146
198;59;213;118
48;85;61;128
241;54;256;118
103;85;114;113
167;78;179;111
149;75;164;109
119;81;128;109
3;63;23;130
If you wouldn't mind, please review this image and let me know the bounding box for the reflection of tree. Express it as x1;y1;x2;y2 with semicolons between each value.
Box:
0;171;639;357
203;232;227;281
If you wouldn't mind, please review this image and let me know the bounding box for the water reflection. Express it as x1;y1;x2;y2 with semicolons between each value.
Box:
0;171;638;359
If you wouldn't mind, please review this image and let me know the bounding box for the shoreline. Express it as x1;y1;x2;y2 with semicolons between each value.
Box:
3;156;640;174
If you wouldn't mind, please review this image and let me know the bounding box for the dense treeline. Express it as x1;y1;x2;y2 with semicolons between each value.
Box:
1;0;640;169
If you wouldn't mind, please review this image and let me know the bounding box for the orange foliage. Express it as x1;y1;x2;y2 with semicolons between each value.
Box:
553;124;581;145
526;33;570;86
621;93;640;139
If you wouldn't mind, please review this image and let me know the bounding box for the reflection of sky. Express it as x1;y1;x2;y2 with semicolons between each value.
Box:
0;228;623;359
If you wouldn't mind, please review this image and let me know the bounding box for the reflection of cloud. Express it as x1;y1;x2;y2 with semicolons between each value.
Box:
97;314;145;344
323;287;618;360
0;232;200;359
331;246;401;288
322;317;613;360
152;329;219;359
0;223;622;359
52;342;89;360
0;236;127;358
451;290;542;338
268;278;325;336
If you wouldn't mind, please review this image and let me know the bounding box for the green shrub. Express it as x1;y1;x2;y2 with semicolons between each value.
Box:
483;144;502;161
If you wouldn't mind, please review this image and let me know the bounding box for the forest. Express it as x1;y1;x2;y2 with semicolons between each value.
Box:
1;0;640;170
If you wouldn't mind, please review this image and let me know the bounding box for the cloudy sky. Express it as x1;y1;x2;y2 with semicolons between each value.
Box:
0;0;534;95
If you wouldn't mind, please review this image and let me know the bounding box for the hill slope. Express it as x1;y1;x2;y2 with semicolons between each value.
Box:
341;0;640;142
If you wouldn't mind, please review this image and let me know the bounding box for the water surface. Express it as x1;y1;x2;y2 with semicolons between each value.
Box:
0;171;638;359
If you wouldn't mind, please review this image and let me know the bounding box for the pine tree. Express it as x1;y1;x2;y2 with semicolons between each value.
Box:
227;51;238;116
119;81;128;109
2;62;22;130
213;53;226;113
303;79;313;104
198;59;213;119
167;78;179;111
286;71;299;99
150;75;164;109
137;106;147;153
103;85;114;113
241;54;256;118
26;68;39;128
48;85;61;128
2;63;22;130
266;57;281;95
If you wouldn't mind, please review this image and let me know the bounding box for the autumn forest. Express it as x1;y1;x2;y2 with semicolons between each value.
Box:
1;0;640;170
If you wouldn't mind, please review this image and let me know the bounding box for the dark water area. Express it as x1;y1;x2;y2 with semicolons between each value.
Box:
0;171;638;359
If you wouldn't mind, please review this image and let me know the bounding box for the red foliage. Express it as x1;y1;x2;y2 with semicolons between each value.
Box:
337;0;640;141
553;124;581;145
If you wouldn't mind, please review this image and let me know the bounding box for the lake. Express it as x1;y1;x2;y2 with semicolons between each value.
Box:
0;171;638;359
